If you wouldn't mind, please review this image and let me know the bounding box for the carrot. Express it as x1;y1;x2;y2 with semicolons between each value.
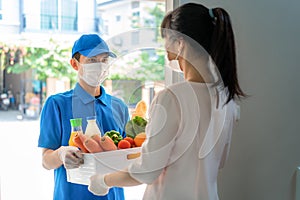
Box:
73;132;89;153
99;136;117;151
91;134;101;144
91;134;105;152
83;138;103;153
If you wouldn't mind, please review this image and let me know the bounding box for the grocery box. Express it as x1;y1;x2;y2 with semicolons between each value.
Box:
66;147;142;185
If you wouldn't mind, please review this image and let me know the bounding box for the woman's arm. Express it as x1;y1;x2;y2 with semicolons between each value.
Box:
89;169;142;196
105;170;142;187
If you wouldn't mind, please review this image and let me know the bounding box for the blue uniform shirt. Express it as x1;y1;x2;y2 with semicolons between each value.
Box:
38;83;129;200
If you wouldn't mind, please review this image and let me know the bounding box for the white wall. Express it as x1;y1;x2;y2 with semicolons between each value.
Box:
78;0;97;33
177;0;300;199
23;0;41;31
99;1;158;38
100;2;132;37
1;0;19;25
0;0;20;33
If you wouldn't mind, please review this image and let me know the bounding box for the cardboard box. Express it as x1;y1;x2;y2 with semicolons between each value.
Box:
67;147;141;185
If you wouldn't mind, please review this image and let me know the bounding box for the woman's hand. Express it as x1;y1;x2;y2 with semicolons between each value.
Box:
88;174;110;196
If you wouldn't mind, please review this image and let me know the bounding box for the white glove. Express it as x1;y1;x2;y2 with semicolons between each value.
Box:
88;174;110;196
57;146;84;169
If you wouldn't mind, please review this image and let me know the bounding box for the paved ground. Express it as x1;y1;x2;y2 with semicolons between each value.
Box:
0;110;145;200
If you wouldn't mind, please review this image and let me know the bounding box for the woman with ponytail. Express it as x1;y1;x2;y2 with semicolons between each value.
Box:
88;3;246;200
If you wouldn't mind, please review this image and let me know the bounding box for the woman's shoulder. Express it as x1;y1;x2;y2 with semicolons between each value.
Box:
167;81;208;91
151;86;181;108
165;81;206;99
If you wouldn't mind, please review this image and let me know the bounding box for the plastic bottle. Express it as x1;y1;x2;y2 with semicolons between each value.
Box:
69;118;83;146
85;116;102;137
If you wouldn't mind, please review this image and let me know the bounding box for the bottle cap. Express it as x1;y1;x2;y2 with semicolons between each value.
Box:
70;118;82;127
86;116;96;121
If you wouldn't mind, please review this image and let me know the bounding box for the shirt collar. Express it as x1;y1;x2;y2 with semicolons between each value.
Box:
74;83;108;106
96;86;108;106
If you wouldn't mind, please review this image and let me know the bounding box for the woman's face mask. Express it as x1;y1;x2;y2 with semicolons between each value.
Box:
165;37;183;72
78;62;109;87
166;38;182;72
167;49;182;72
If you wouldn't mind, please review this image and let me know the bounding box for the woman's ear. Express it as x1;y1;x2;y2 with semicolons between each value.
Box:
70;59;79;71
178;37;185;51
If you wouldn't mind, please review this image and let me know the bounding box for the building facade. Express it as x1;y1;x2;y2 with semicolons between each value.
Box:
0;0;99;107
0;0;165;109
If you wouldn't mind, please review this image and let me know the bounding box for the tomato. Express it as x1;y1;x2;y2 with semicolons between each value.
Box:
118;140;131;149
124;137;134;147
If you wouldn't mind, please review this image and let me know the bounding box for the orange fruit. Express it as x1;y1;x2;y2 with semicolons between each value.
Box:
134;132;146;147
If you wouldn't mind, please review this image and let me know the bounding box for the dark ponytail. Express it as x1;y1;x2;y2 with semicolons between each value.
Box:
161;3;247;104
209;8;246;103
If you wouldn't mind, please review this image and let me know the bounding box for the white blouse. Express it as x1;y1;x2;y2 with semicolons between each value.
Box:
128;81;239;200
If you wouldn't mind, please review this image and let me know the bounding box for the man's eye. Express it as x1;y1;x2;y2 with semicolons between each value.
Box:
102;58;109;63
84;58;97;63
84;57;109;63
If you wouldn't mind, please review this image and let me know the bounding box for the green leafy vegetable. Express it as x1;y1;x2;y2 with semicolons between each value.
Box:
125;116;147;138
104;130;123;146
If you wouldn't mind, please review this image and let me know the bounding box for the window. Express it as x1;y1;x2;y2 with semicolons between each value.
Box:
131;1;140;9
116;15;121;22
131;11;140;28
40;0;58;30
61;0;78;31
97;0;167;113
40;0;78;31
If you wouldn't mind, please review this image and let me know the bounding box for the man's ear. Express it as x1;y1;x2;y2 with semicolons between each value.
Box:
70;59;78;71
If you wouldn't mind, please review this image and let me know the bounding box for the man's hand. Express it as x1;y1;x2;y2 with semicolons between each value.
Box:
57;146;84;169
88;174;110;196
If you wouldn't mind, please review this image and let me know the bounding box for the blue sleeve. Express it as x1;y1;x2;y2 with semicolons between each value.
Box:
110;96;130;138
120;98;130;138
38;96;62;150
122;104;130;138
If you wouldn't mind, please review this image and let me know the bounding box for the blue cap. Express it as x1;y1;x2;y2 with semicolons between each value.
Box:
71;34;116;58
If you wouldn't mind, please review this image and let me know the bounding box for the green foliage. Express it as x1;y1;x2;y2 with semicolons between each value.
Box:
109;79;142;105
5;39;76;84
109;74;129;80
109;49;165;82
144;3;165;41
136;50;165;81
113;2;165;81
2;2;166;85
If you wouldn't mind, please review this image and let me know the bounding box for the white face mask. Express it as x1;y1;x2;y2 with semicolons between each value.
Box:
167;47;182;72
78;62;109;87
